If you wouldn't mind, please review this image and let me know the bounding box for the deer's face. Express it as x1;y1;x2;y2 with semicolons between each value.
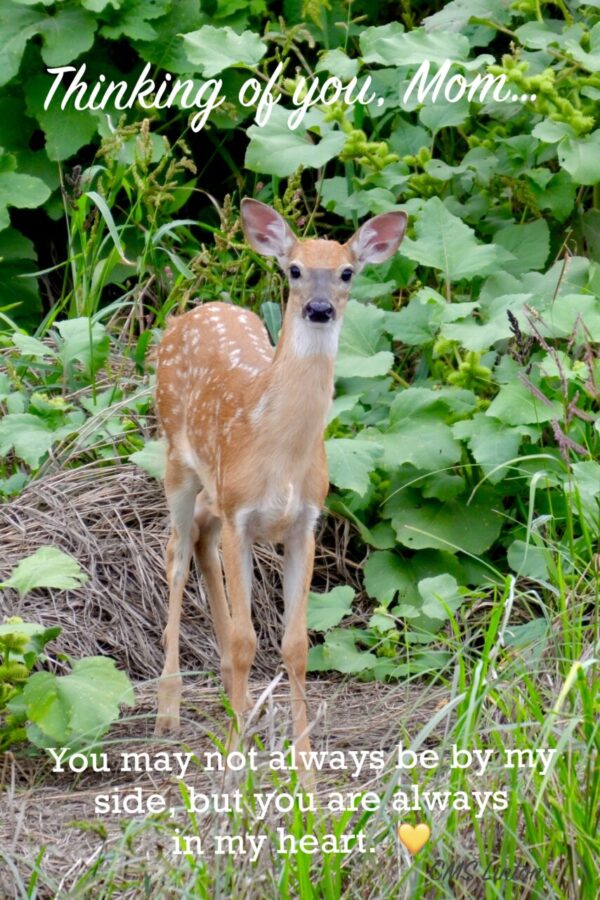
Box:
241;199;408;350
284;239;355;327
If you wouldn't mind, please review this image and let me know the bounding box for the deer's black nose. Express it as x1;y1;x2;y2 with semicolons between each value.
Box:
303;299;335;323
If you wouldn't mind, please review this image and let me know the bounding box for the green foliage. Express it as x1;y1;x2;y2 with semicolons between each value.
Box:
0;549;132;752
0;546;89;596
20;656;134;751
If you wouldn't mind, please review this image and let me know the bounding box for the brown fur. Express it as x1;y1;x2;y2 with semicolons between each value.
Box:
154;200;407;777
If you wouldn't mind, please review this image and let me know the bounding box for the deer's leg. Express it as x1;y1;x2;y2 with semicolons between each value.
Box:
282;526;315;764
155;459;200;735
192;492;233;697
220;519;256;718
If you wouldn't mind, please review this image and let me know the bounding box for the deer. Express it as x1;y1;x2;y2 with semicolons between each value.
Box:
154;199;407;774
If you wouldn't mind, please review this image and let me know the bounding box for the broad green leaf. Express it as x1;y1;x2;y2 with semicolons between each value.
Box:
12;333;56;358
245;107;345;177
39;7;97;66
326;497;396;550
307;586;355;632
0;6;44;87
182;25;266;77
0;413;71;468
0;170;51;232
400;197;501;282
370;390;463;471
23;656;134;747
424;0;512;33
417;574;463;621
130;439;166;479
360;24;469;66
316;49;359;80
1;547;88;596
135;0;206;73
486;380;562;426
558;130;600;185
364;550;419;606
55;318;110;374
507;540;550;581
385;487;502;554
336;299;393;378
566;461;600;536
494;220;550;275
420;96;470;133
529;170;576;222
453;414;539;482
26;76;97;161
101;0;169;41
308;629;377;674
325;438;382;496
327;394;361;424
532;119;576;144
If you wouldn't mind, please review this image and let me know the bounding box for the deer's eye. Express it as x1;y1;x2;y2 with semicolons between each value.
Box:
290;264;302;279
341;268;353;282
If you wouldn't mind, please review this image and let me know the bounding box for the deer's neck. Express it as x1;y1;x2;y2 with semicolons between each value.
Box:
253;315;339;457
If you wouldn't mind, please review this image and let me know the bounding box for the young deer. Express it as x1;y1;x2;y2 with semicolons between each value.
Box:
154;199;407;763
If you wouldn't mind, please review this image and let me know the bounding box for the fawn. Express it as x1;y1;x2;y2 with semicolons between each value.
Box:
154;199;407;766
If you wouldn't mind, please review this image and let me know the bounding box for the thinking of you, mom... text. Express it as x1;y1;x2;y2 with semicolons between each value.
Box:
42;59;536;133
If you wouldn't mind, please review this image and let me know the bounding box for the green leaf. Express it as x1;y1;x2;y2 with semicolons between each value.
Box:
308;629;377;674
558;130;600;185
130;439;166;479
400;197;502;282
101;0;169;41
566;461;600;536
39;8;97;67
0;170;51;232
1;547;88;597
370;389;463;471
507;540;549;581
417;574;463;621
316;49;359;80
326;497;396;550
307;586;355;632
360;24;469;66
0;413;71;468
0;5;44;87
494;220;550;275
364;550;419;606
12;333;56;358
22;656;134;747
55;318;110;375
182;25;266;77
420;96;470;133
325;438;382;496
260;300;281;344
385;488;502;555
485;380;561;426
453;414;539;483
25;75;97;162
336;299;393;378
245;107;345;178
135;0;206;73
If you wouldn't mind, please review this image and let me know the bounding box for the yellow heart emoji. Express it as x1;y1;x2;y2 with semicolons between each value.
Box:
397;823;431;854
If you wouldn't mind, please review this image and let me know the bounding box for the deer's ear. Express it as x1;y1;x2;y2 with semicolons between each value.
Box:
347;212;407;268
241;199;296;264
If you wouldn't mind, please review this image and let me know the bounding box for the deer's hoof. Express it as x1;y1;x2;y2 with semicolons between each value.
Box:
154;711;180;735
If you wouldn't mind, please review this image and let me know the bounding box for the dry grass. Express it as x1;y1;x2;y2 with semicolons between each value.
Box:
0;461;364;680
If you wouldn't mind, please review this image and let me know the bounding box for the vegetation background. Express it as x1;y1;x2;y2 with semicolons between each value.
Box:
0;0;598;897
